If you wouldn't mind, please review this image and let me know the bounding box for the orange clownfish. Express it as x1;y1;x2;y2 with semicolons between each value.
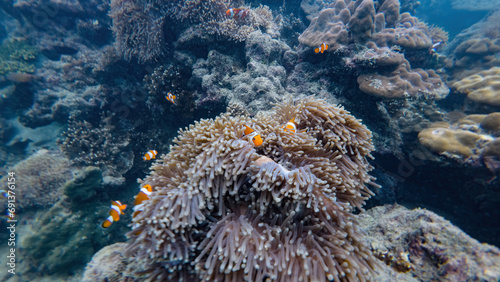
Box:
133;184;153;218
315;42;329;54
166;92;176;104
226;8;249;20
281;118;297;134
243;125;263;146
101;200;127;228
143;150;158;161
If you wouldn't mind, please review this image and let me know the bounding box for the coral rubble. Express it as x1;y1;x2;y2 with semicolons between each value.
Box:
125;97;379;281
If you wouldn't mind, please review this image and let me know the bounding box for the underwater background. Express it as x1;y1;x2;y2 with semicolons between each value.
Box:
0;0;499;281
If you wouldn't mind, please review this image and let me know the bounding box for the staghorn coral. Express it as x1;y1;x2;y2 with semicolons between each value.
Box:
58;112;133;186
125;97;379;281
0;39;37;75
452;67;500;106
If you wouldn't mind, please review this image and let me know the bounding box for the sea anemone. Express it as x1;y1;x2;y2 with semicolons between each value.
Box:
125;97;379;281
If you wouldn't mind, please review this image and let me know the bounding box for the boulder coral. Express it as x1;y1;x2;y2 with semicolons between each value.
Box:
418;113;500;169
125;97;380;281
298;0;448;99
452;66;500;106
0;149;73;210
445;10;500;80
298;0;435;50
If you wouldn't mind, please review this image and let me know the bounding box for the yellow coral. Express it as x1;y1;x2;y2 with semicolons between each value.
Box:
452;67;500;106
418;126;481;157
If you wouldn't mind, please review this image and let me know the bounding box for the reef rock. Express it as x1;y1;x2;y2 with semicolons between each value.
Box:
359;204;500;281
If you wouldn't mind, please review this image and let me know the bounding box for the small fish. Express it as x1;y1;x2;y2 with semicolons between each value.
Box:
243;125;263;146
166;92;176;104
143;150;158;161
133;184;153;218
314;42;329;54
429;42;442;55
226;8;249;20
0;190;8;198
101;200;127;228
281;118;297;134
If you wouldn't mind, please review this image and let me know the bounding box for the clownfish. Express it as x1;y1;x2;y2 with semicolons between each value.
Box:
315;42;329;54
281;118;297;134
243;125;263;146
101;201;127;228
143;150;158;161
226;8;249;20
166;92;176;104
133;184;153;218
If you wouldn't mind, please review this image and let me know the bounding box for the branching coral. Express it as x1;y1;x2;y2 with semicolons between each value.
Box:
191;33;289;114
125;97;379;281
58;112;133;185
0;39;37;75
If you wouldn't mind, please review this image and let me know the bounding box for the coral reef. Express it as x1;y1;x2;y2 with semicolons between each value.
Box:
0;149;73;210
191;31;290;114
357;58;449;99
125;97;379;281
20;166;127;276
110;0;277;62
109;0;166;63
452;67;500;106
0;39;37;75
298;0;436;50
298;0;449;99
444;10;500;80
58;112;133;186
359;204;500;281
82;243;130;282
418;113;500;170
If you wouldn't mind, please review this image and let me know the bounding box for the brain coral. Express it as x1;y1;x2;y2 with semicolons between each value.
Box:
126;97;379;281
